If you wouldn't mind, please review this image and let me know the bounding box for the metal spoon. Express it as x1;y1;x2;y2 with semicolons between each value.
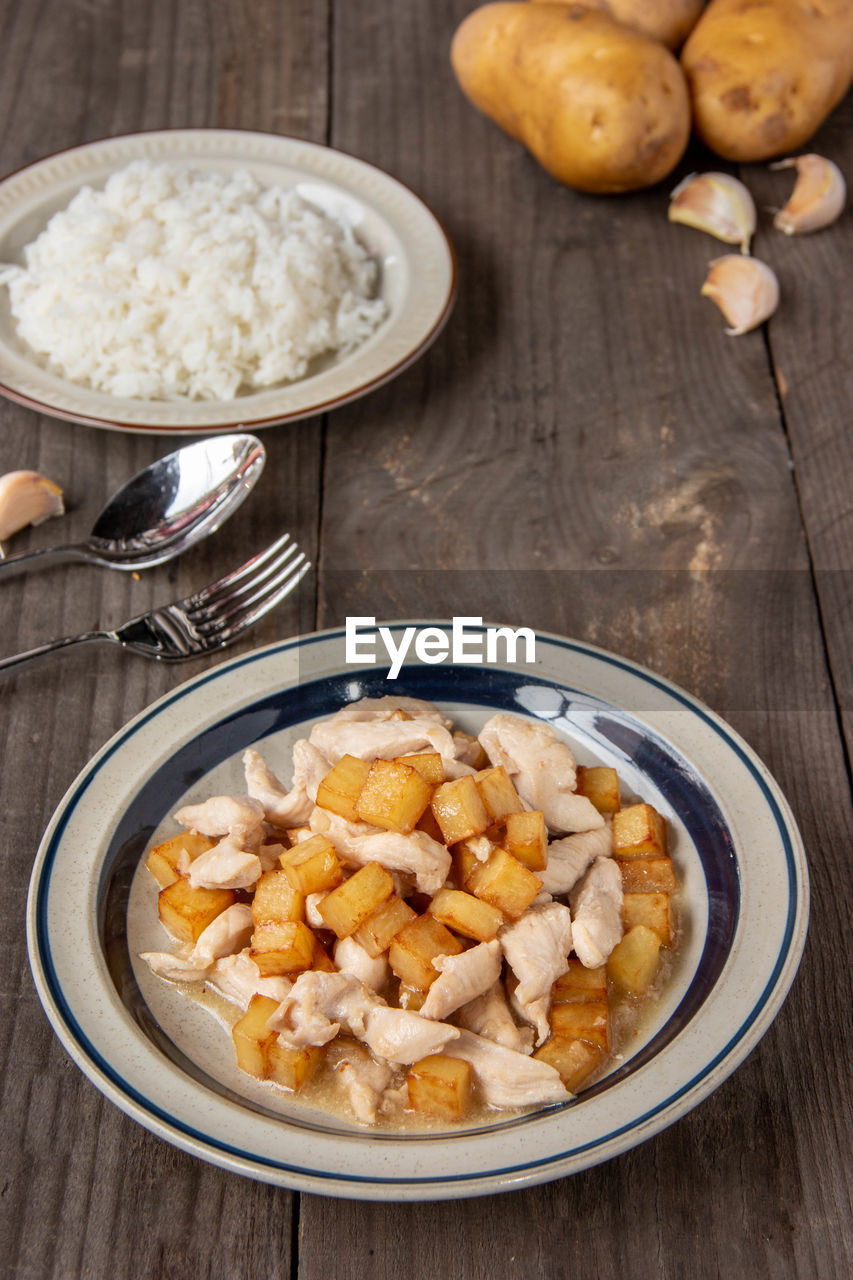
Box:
0;433;265;577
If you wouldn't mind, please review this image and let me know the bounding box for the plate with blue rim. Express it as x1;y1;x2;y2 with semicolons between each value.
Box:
27;624;808;1200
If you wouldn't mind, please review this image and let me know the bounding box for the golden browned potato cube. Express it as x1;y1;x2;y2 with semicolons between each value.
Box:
451;842;479;890
279;833;343;895
551;959;607;1004
416;805;445;843
550;1001;609;1051
407;1054;472;1121
534;1036;603;1092
619;856;677;894
612;802;667;858
455;731;489;770
352;894;418;958
267;1040;325;1092
314;754;371;822
575;765;621;815
145;832;216;888
355;759;432;833
231;993;280;1078
317;862;395;938
250;920;316;976
393;752;445;785
429;887;504;941
607;924;662;995
475;765;523;822
311;937;337;972
466;846;542;920
503;810;547;871
398;985;427;1011
157;879;236;945
388;914;463;990
251;868;305;927
431;776;490;844
622;891;672;944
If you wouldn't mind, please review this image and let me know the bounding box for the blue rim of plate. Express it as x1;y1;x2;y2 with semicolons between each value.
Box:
27;627;808;1197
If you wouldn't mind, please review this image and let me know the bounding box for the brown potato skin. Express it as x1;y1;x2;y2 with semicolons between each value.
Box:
682;0;853;161
450;3;692;194
531;0;705;49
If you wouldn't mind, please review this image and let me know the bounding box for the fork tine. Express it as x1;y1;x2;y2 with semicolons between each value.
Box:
186;533;294;610
196;551;309;635
201;559;312;643
189;541;304;624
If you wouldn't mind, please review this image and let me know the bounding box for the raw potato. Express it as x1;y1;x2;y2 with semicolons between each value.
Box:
450;3;692;194
682;0;853;162
531;0;704;49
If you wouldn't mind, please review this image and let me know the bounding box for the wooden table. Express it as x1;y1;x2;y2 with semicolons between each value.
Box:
2;2;851;1275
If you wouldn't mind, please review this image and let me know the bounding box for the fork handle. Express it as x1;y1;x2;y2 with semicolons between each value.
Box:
0;629;112;673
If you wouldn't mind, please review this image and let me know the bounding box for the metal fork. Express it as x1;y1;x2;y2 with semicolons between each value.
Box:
0;533;310;674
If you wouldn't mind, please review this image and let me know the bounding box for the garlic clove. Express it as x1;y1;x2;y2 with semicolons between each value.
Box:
701;255;779;337
772;154;846;235
669;172;757;253
0;470;65;548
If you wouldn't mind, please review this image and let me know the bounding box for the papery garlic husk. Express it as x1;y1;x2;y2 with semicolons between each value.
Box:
701;256;780;337
0;470;65;547
772;154;846;235
669;172;757;253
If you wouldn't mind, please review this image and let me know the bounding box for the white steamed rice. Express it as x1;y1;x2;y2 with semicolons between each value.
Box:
0;160;387;401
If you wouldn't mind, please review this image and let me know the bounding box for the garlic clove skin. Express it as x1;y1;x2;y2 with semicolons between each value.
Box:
0;470;65;548
701;256;780;337
772;154;846;235
669;172;757;253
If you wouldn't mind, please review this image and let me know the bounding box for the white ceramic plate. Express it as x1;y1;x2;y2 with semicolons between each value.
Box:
0;131;455;433
27;626;808;1200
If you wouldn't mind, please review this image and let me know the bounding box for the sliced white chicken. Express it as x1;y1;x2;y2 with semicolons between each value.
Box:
538;824;613;896
206;950;293;1008
419;940;503;1021
140;904;253;983
343;830;452;896
361;1006;460;1064
478;714;604;835
334;935;390;993
500;903;573;1045
309;807;381;855
326;696;452;729
448;1029;571;1108
174;794;266;851
305;891;331;929
186;836;262;890
570;855;624;968
269;971;381;1047
455;980;534;1055
243;740;329;828
334;1041;394;1125
309;717;456;767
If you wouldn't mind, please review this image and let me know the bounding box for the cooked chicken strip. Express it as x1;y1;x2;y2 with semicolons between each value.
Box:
243;740;329;828
309;716;457;767
570;855;624;968
206;950;293;1008
538;824;613;896
449;1029;570;1108
309;807;381;854
456;980;534;1054
186;836;262;890
361;1006;460;1064
335;1042;394;1125
343;830;452;896
478;714;604;835
140;904;253;982
326;696;452;729
419;941;503;1021
174;794;266;851
269;971;381;1047
500;904;573;1045
305;891;330;929
334;935;391;993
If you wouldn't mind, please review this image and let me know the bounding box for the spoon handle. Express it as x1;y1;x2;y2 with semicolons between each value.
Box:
0;544;104;578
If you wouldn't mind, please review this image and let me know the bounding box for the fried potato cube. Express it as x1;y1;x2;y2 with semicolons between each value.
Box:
145;832;216;888
431;776;490;844
416;805;445;842
607;924;662;995
388;914;463;990
429;887;504;941
475;765;523;822
279;833;343;895
503;810;547;871
456;731;489;770
251;869;305;927
157;879;236;945
267;1040;325;1092
355;759;432;833
622;891;672;945
250;920;316;976
551;959;607;1004
232;993;280;1078
466;846;542;920
352;894;418;957
311;937;337;972
407;1054;472;1121
549;1001;609;1051
612;803;667;858
317;862;395;938
533;1036;603;1092
619;856;677;894
393;752;445;785
575;765;621;815
398;985;427;1011
314;754;371;822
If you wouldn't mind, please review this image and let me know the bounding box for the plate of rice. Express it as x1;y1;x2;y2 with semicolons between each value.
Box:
0;130;456;434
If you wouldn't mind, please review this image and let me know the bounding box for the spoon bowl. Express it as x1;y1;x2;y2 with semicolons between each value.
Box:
0;434;265;577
